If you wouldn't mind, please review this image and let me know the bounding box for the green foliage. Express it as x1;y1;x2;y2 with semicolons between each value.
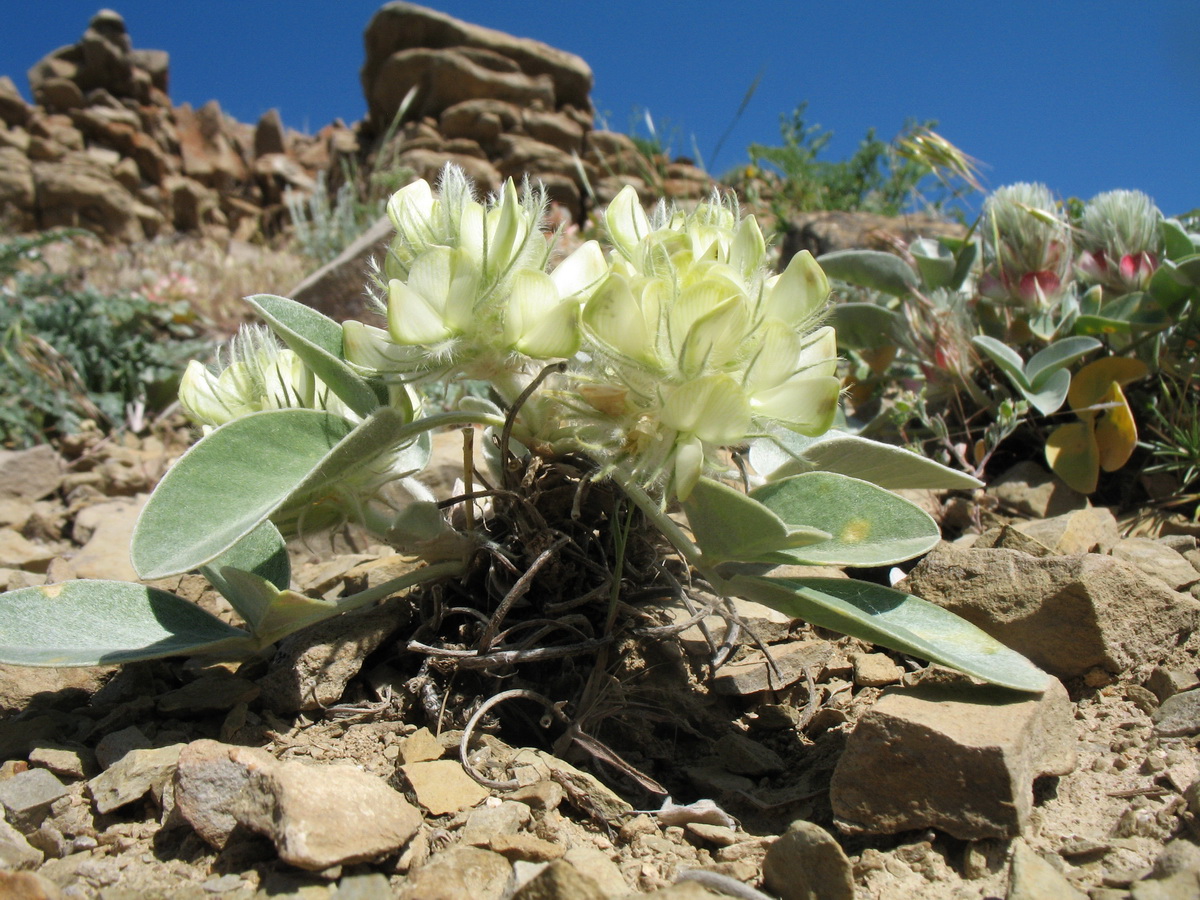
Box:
0;171;1048;694
284;169;373;265
748;103;965;219
0;231;211;447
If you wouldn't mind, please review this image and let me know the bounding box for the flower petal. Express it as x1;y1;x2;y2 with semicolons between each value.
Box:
388;277;453;345
551;240;609;300
582;273;656;366
604;185;650;261
661;374;751;445
764;250;829;324
751;374;841;435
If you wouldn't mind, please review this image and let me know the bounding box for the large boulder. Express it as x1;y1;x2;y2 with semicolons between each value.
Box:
361;2;593;133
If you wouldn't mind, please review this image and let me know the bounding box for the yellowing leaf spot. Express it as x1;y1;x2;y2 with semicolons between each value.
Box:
840;519;871;544
40;583;64;599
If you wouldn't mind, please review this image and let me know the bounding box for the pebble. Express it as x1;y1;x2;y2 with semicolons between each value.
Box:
762;819;853;900
0;767;69;831
400;759;491;816
714;733;784;777
1007;839;1086;900
396;845;511;900
1153;689;1200;737
87;743;184;814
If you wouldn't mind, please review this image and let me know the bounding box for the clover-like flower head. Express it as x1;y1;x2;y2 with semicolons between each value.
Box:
378;166;607;385
980;182;1072;309
1076;190;1162;294
577;186;840;498
179;326;352;430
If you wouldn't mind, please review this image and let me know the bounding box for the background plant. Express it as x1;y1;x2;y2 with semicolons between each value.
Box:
0;231;213;447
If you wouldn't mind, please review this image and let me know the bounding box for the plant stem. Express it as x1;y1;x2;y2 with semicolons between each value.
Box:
617;476;705;571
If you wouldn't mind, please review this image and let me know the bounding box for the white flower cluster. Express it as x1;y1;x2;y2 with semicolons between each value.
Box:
180;166;841;501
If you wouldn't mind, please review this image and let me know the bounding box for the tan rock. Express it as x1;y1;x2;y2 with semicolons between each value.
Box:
397;845;512;900
174;100;247;191
0;148;34;210
363;3;592;128
903;543;1200;678
831;678;1076;839
400;759;490;815
440;99;521;146
0;76;31;127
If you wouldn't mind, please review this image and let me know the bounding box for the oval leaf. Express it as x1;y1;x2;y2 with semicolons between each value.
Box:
1045;420;1099;494
1022;367;1071;416
818;249;919;296
909;237;957;289
682;477;830;565
971;335;1030;391
749;429;982;490
750;472;941;566
1025;337;1101;390
247;294;382;418
132;410;356;579
729;575;1049;692
0;581;252;667
827;302;902;350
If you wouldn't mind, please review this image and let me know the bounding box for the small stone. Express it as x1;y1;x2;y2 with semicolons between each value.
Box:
489;832;564;862
93;725;151;770
1153;689;1200;737
1112;537;1200;591
238;758;422;871
511;858;606;900
396;727;443;764
989;460;1087;518
155;671;260;713
762;819;854;900
0;816;42;869
830;678;1076;839
0;870;63;899
28;747;88;780
333;872;394;900
397;846;512;900
505;781;563;811
460;799;531;845
0;529;56;571
686;823;739;846
562;846;630;897
1147;666;1200;703
400;759;490;816
714;733;785;776
0;445;65;501
711;640;833;695
851;652;903;687
1007;838;1087;899
87;743;184;814
510;750;632;824
0;767;69;830
1012;506;1120;554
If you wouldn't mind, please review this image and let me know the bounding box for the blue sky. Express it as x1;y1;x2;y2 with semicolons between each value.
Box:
2;1;1197;216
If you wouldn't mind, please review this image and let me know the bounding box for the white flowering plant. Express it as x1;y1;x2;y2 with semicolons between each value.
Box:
0;166;1047;692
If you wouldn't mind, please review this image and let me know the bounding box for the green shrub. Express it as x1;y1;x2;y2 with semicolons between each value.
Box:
0;231;213;447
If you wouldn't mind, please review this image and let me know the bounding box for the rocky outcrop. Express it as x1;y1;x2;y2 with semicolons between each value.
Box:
0;10;352;241
0;5;713;245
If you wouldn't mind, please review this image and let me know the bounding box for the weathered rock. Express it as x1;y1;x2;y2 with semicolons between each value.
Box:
1112;537;1200;592
400;759;490;815
1011;506;1121;555
288;214;392;322
711;640;834;695
174;100;246;191
362;2;592;129
253;108;288;157
0;528;56;571
395;147;502;195
783;211;967;263
68;494;145;581
155;670;260;714
460;799;532;846
28;746;90;780
0;76;31;127
32;153;147;240
0;870;62;899
439;99;521;146
902;543;1200;678
397;845;513;900
87;743;183;814
511;749;633;824
93;724;150;770
851;651;904;687
1153;689;1200;737
0;147;36;212
762;819;854;900
0;816;42;870
511;859;607;900
714;733;785;777
0;445;65;501
0;767;70;831
237;757;421;870
1007;838;1087;899
258;596;411;713
830;678;1076;839
175;739;420;869
987;460;1090;518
